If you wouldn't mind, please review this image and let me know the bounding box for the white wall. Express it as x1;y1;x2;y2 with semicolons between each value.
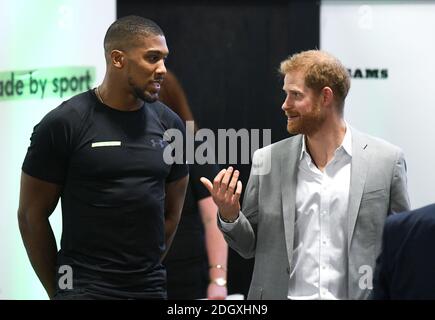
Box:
0;0;115;299
321;0;435;209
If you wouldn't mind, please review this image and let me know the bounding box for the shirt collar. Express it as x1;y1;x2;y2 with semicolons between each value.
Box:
341;123;352;157
299;123;352;161
300;134;309;161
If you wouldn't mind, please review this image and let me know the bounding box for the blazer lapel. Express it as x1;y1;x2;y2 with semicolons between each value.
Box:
347;129;370;251
281;135;302;263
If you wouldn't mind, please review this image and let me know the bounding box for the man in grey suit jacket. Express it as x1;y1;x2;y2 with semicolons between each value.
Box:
201;50;410;300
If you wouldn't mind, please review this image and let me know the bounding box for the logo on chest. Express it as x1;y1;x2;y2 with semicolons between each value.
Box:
150;139;166;148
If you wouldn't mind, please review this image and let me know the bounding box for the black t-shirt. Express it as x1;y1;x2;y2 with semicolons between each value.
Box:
22;90;188;299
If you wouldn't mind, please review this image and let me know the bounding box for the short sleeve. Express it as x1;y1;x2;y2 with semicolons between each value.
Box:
22;105;75;184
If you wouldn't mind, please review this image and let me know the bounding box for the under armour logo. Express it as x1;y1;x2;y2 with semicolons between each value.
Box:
150;139;166;148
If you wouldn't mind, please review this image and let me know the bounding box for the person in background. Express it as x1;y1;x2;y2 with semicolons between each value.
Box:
160;70;228;299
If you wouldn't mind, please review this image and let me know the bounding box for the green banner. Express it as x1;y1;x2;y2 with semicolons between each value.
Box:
0;66;96;101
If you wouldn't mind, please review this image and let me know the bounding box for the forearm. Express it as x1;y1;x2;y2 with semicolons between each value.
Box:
18;215;58;298
162;175;189;262
205;223;228;299
161;215;180;262
197;197;228;298
198;198;228;278
204;219;228;280
219;212;257;259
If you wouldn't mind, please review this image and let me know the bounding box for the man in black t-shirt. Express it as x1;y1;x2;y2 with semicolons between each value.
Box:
18;16;189;299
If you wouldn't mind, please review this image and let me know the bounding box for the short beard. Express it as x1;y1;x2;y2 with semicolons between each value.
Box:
287;102;325;136
128;77;158;103
133;86;158;103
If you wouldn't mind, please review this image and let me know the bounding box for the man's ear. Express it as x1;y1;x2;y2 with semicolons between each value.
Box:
111;50;125;69
321;86;334;106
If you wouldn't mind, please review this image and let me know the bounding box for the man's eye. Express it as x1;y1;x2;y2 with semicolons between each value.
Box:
147;56;159;63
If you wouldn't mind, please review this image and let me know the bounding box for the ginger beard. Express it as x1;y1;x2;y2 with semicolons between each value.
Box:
286;98;326;136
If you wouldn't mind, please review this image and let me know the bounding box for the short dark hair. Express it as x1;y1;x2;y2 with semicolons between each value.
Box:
103;15;164;56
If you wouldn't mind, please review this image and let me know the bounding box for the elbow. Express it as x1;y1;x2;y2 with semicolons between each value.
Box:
240;242;256;259
18;208;26;231
233;245;255;259
17;207;31;235
224;235;256;259
239;250;255;260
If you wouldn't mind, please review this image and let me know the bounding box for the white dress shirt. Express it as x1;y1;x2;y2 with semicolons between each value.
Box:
220;127;352;300
288;127;352;300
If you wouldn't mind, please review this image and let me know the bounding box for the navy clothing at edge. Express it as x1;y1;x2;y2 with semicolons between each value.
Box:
22;90;188;299
372;203;435;300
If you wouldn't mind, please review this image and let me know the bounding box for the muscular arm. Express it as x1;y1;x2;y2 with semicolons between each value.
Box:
161;175;189;261
17;172;62;299
198;197;228;299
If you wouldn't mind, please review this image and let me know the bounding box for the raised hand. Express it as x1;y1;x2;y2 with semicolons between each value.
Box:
200;167;242;222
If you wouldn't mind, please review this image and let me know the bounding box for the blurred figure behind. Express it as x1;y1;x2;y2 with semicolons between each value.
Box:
160;71;228;299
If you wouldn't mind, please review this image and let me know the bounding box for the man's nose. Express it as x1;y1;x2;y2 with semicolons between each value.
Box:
282;99;291;111
156;60;167;76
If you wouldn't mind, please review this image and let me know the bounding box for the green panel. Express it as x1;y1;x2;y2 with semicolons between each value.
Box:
0;66;96;101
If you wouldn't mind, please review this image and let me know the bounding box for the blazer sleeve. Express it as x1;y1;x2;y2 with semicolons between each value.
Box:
217;149;260;259
389;149;411;213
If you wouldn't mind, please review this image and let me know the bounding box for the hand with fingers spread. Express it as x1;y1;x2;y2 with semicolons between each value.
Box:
200;167;243;222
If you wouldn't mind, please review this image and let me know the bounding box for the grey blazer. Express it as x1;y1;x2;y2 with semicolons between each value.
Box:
219;128;410;300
